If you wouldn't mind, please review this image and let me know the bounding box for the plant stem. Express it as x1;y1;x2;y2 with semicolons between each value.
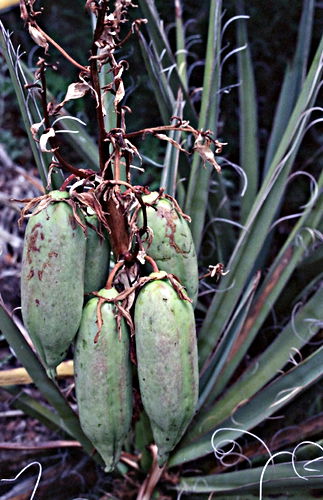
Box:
114;146;121;181
34;23;89;73
136;446;165;500
106;260;125;289
90;1;110;174
145;256;159;273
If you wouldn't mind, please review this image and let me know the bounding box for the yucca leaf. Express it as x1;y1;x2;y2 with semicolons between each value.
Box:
184;5;237;259
236;1;259;222
208;412;323;472
138;0;175;73
180;494;318;500
138;31;174;124
202;181;237;264
177;460;323;494
174;0;188;90
264;0;315;171
200;168;323;398
0;22;50;187
192;284;323;443
137;0;197;125
197;34;323;366
185;0;223;251
293;0;315;84
0;302;103;463
160;91;184;197
170;346;323;466
213;168;323;381
198;271;261;408
3;385;66;433
293;438;323;462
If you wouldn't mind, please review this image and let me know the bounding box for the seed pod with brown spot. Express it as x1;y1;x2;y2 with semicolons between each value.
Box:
21;191;86;376
137;192;199;305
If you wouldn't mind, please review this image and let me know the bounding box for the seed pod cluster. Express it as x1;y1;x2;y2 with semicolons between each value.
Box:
20;191;113;373
20;188;199;471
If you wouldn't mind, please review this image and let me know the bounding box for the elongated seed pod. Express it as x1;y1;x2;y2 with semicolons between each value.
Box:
137;192;199;305
84;214;110;294
21;191;86;375
134;273;198;465
74;288;132;472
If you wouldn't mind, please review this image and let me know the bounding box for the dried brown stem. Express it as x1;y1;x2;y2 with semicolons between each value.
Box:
124;123;196;139
22;0;88;72
136;194;148;235
136;445;166;500
145;255;159;273
53;151;93;178
120;451;140;470
114;146;121;181
106;195;130;258
60;174;77;191
0;440;81;450
33;23;89;72
106;259;125;289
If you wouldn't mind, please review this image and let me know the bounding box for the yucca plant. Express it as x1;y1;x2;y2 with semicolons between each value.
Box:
0;0;322;498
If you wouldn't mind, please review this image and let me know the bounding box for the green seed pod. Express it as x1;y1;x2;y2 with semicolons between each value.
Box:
134;273;198;465
21;191;86;375
84;214;110;294
74;288;132;472
137;192;199;305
